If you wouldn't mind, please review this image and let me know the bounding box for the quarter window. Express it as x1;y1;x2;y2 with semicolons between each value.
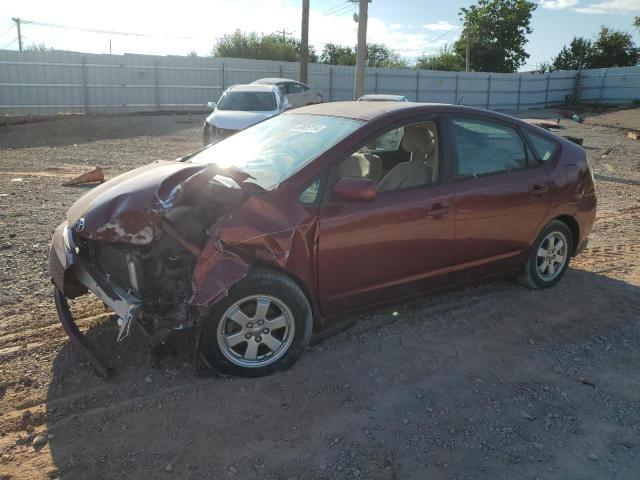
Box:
525;131;558;163
452;117;527;178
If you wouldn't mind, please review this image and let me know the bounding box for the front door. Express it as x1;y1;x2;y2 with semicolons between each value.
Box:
317;117;455;316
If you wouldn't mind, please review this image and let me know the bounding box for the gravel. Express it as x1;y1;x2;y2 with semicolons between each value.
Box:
0;109;639;479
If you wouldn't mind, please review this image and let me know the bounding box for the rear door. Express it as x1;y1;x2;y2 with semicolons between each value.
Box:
448;115;552;282
285;82;310;107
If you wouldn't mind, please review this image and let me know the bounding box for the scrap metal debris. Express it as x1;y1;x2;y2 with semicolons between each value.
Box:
63;165;105;186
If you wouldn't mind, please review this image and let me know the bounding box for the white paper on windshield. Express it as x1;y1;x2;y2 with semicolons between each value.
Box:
289;123;328;133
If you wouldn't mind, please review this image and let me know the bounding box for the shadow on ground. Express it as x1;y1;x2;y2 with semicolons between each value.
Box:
0;114;203;149
44;268;640;479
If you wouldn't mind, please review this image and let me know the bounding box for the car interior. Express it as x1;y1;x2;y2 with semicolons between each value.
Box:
337;120;440;192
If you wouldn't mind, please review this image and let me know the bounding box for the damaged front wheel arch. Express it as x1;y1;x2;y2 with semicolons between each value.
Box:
198;267;313;377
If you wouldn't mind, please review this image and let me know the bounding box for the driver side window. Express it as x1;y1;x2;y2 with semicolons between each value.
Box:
335;119;440;193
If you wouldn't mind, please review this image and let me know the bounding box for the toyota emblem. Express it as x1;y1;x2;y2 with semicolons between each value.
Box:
74;218;85;232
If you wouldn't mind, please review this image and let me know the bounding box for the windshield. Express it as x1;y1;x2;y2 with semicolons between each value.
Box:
190;113;364;189
216;91;276;112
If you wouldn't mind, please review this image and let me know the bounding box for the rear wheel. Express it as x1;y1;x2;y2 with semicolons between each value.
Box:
519;220;573;289
199;268;312;377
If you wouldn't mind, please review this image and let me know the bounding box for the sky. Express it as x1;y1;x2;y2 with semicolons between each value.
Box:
1;0;639;71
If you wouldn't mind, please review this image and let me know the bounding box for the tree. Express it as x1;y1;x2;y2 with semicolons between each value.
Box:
551;37;594;70
546;27;638;71
319;43;408;68
187;50;198;57
635;16;640;32
590;27;639;68
25;43;52;52
319;43;356;65
212;30;317;63
452;0;537;72
415;45;466;71
365;43;409;68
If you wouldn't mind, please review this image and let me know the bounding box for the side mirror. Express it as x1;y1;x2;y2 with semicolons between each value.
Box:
333;177;376;202
207;101;216;110
282;98;292;110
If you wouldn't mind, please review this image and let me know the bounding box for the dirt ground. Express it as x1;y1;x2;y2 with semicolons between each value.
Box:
0;108;639;480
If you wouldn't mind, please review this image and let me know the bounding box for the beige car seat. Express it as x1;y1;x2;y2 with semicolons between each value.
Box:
377;125;437;192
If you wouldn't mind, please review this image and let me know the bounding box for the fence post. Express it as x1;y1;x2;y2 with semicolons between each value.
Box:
454;73;459;104
81;55;88;114
221;63;225;92
155;62;160;111
374;72;378;94
415;71;420;102
544;74;550;108
599;68;607;103
486;74;491;109
329;68;333;101
516;75;522;110
279;65;283;78
571;70;582;104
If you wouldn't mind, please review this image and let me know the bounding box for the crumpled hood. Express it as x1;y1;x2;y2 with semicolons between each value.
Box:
206;109;275;131
66;160;251;244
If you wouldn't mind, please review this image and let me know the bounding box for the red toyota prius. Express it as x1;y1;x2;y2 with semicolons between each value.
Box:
49;101;596;377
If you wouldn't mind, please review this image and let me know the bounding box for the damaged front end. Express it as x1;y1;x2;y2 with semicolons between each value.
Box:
49;160;268;377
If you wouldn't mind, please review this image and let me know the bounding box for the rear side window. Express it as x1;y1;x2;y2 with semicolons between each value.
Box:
524;131;558;163
452;117;527;178
289;83;308;93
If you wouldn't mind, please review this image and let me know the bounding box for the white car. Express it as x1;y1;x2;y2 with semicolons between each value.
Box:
251;78;323;108
203;84;290;145
358;94;409;102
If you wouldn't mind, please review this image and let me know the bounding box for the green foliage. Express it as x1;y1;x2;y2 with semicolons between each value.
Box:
319;43;408;68
591;27;639;68
452;0;537;73
25;43;52;52
365;44;410;68
212;30;318;63
547;27;639;71
319;43;356;65
187;50;198;57
635;16;640;32
415;45;465;71
551;37;594;70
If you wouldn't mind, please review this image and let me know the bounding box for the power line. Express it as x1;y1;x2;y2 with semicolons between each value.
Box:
324;3;353;16
0;24;15;39
1;38;17;49
18;18;200;40
321;1;348;14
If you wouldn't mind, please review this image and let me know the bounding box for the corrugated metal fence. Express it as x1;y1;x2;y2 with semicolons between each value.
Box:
1;49;639;115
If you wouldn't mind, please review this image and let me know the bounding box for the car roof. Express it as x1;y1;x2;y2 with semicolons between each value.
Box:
288;100;537;126
228;84;278;93
289;101;440;121
252;78;300;85
359;94;407;101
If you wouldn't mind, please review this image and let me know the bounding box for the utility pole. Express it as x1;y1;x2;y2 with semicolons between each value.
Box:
11;17;22;51
465;15;470;72
275;28;293;41
300;0;310;84
353;0;369;99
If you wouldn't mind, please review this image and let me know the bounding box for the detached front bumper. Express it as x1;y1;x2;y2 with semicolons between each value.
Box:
49;222;142;377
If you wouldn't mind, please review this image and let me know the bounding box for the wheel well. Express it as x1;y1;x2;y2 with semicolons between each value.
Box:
250;261;318;330
554;215;580;255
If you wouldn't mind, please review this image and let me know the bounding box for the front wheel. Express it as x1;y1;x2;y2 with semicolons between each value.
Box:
519;220;573;289
199;268;313;377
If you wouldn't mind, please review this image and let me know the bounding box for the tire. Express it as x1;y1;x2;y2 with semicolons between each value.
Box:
519;220;573;289
199;267;313;377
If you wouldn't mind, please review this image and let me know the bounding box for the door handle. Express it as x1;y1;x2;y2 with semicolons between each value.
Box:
426;202;451;218
530;184;549;197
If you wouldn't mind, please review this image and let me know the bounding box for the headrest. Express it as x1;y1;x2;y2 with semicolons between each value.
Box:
401;126;434;158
